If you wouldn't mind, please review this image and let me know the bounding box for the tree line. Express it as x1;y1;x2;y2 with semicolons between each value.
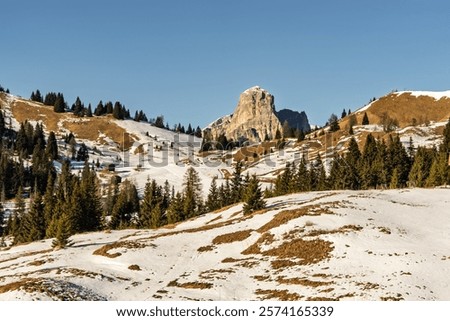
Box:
269;118;450;197
29;89;202;138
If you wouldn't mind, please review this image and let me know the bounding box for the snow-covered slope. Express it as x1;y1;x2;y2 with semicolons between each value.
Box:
1;188;449;301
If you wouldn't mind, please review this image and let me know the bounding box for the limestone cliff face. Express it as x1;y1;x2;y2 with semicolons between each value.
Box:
207;86;282;142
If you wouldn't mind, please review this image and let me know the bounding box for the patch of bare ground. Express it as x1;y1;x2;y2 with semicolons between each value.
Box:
257;203;336;234
167;279;213;290
221;257;241;263
241;233;275;255
253;275;271;282
380;294;404;301
92;241;148;258
212;229;253;245
205;215;222;224
11;100;65;132
276;276;333;287
62;117;138;150
377;226;391;234
197;245;216;252
356;282;380;291
255;289;302;301
235;259;260;268
128;264;141;271
199;269;235;280
27;258;54;267
305;225;363;237
263;238;334;265
306;296;339;301
270;259;298;270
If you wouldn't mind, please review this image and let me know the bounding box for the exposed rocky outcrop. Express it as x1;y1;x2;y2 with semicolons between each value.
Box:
276;109;310;133
206;86;310;143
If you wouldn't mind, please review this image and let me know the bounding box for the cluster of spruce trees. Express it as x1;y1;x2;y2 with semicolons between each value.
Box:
29;89;202;138
270;119;450;197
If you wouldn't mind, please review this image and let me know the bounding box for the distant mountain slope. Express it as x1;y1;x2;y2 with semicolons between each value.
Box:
0;188;449;301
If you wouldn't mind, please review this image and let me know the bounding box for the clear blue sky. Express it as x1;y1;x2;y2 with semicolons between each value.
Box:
2;0;450;127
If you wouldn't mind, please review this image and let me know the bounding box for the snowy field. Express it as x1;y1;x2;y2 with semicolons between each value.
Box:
1;188;449;301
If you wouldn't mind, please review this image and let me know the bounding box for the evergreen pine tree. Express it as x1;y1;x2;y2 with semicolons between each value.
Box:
362;112;369;125
45;131;59;160
52;213;72;249
206;177;220;212
167;192;184;224
139;179;163;228
242;175;266;215
22;192;45;241
230;161;243;203
182;167;203;218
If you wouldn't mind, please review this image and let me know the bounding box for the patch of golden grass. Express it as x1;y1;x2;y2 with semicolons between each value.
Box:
128;264;141;271
362;93;450;127
212;229;253;245
0;278;33;294
253;275;271;282
92;241;147;258
255;289;302;301
11;100;65;132
197;245;215;252
305;225;363;237
205;215;222;224
241;233;274;255
276;276;333;287
167;279;213;289
270;259;298;270
263;238;334;265
257;204;330;233
63;117;138;149
221;257;241;263
199;269;235;280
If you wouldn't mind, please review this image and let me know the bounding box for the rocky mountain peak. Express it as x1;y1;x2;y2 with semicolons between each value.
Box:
206;86;282;142
206;86;310;143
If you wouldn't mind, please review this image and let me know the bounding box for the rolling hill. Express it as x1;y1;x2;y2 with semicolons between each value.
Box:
0;188;449;300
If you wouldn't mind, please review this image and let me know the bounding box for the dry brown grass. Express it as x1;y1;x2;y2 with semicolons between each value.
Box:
221;257;241;263
0;278;33;294
11;100;65;132
167;279;213;289
92;241;147;258
305;225;363;237
361;93;450;127
63;117;138;149
199;269;235;280
241;233;274;255
255;289;302;301
212;229;253;245
270;259;298;270
197;245;215;252
257;204;331;233
205;215;222;224
263;238;334;265
253;275;271;281
10;99;138;149
276;276;333;287
128;264;141;271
